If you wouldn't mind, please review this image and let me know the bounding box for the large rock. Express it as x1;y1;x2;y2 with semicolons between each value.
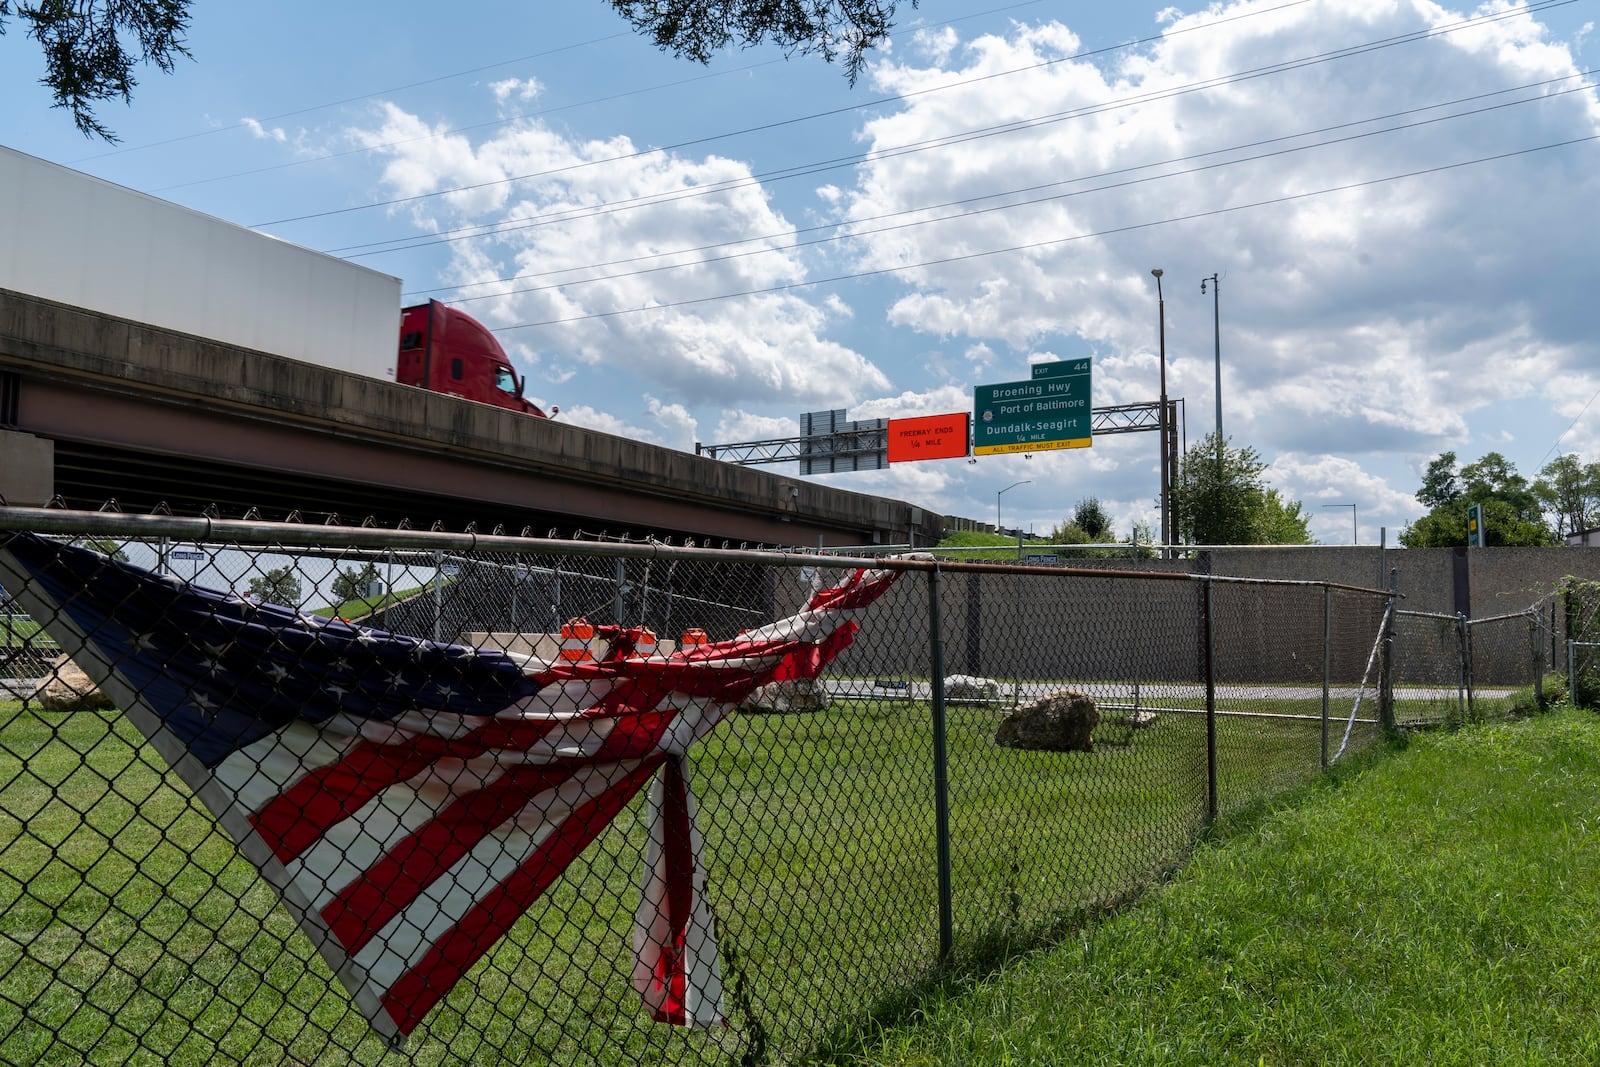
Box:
995;688;1099;752
741;677;829;714
31;655;116;712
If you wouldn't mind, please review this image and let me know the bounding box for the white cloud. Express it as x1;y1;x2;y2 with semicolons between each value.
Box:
490;77;543;104
823;0;1599;533
349;102;891;423
644;395;699;451
241;117;286;142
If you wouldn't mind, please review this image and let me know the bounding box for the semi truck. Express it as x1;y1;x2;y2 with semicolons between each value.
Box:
0;145;550;418
398;301;549;418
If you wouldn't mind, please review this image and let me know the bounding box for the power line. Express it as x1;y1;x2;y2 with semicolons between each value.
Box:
296;0;1573;260
91;0;1057;173
253;0;1337;228
66;32;634;164
1538;384;1600;467
147;57;789;195
391;74;1594;303
482;135;1597;332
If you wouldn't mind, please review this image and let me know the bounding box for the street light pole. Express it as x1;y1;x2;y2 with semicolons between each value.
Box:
998;479;1031;535
1202;273;1221;442
1322;503;1357;544
1151;269;1170;554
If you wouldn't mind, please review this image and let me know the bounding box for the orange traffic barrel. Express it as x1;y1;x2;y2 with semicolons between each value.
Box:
680;628;708;649
559;617;596;662
627;626;658;658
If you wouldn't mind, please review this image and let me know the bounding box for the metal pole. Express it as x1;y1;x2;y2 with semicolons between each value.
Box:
997;480;1031;536
1203;574;1218;825
1152;269;1170;556
1532;610;1544;706
1203;273;1221;440
1379;569;1397;734
926;566;954;964
433;551;443;643
1321;586;1332;771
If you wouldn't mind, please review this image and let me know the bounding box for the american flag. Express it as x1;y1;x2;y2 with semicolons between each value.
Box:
0;533;901;1044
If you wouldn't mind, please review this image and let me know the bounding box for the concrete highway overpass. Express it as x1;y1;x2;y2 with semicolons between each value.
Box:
0;289;941;547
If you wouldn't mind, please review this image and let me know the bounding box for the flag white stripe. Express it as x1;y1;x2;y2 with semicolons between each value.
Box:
282;761;513;915
352;760;644;989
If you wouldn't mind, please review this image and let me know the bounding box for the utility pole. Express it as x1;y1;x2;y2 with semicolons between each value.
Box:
1151;269;1170;554
1202;273;1221;442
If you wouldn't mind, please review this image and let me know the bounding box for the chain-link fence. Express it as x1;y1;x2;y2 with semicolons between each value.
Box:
0;510;1514;1066
1388;600;1561;728
1562;577;1600;707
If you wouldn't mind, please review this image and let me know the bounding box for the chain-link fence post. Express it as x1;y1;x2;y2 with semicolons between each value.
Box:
1202;574;1218;826
1321;585;1332;771
1379;569;1397;735
1532;608;1544;707
926;566;954;964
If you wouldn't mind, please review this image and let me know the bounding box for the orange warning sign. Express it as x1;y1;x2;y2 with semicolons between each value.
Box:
887;413;970;463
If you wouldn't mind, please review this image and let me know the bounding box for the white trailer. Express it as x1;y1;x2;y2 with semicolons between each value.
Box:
0;146;401;379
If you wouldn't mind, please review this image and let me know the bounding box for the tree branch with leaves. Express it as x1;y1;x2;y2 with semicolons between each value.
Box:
608;0;912;84
2;0;191;141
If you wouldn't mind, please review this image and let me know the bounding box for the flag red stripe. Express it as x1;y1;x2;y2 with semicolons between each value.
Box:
379;755;666;1034
251;719;567;863
648;758;695;1024
252;741;435;863
321;763;582;954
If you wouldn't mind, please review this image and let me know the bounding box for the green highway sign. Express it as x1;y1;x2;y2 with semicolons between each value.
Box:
974;360;1091;455
1031;358;1090;380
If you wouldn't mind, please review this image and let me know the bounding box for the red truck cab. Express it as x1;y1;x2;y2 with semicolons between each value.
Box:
398;301;548;418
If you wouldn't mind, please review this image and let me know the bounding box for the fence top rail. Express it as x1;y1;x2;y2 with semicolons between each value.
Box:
0;508;1390;596
0;510;1192;583
0;507;892;571
1397;609;1462;622
1194;572;1392;597
1465;609;1538;626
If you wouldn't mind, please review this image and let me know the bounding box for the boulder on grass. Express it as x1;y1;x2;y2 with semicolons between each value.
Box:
995;688;1099;752
32;655;115;712
742;677;829;714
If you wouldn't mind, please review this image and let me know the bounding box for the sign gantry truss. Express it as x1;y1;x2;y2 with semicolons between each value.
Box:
697;400;1176;467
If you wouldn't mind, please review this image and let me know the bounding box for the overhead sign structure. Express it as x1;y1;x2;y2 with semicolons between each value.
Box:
798;409;889;473
887;412;971;463
973;359;1092;456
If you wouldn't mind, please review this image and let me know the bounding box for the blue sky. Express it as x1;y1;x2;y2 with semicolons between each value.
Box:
2;0;1597;544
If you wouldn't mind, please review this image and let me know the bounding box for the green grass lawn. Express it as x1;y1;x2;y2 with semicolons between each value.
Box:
834;704;1600;1066
0;691;1385;1066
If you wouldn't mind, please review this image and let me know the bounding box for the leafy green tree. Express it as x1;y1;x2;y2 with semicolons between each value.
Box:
610;0;916;84
331;562;381;603
1170;432;1312;545
1048;497;1116;550
1071;497;1113;540
1401;451;1557;547
248;567;302;608
1533;453;1600;538
2;0;191;141
12;1;915;140
1255;489;1314;546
